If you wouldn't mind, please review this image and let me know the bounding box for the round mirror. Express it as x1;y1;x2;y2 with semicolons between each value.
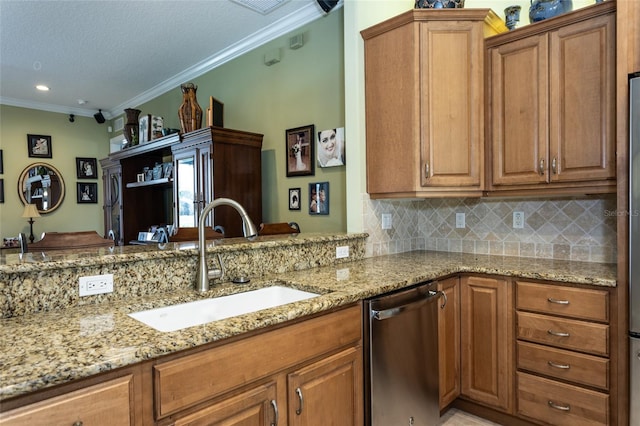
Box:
17;162;65;213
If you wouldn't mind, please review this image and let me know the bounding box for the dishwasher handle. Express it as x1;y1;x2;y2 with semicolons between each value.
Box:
372;290;447;321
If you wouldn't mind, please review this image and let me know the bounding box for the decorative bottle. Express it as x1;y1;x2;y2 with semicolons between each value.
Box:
178;83;203;134
123;108;141;148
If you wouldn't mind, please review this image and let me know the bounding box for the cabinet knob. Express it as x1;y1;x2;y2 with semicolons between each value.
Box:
72;422;84;426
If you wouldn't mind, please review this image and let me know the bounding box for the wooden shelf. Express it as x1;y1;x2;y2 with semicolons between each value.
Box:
125;177;172;188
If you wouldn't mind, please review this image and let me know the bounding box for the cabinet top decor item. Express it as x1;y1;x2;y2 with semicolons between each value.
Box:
178;83;203;134
415;0;464;8
529;0;573;23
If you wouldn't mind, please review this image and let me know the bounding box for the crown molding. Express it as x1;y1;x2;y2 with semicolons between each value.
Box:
108;2;330;117
0;96;100;118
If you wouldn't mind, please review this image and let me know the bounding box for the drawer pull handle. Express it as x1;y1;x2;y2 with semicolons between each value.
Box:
548;400;571;411
270;399;279;426
548;360;571;369
295;387;304;415
547;329;570;337
547;297;569;305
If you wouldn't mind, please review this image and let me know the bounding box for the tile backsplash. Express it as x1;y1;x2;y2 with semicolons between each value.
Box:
363;194;617;263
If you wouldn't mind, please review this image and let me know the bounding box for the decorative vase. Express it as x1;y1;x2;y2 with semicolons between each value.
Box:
529;0;573;23
414;0;464;8
177;83;203;134
123;108;141;148
504;5;522;30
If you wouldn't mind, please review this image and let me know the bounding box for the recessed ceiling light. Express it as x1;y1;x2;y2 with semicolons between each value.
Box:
35;85;50;91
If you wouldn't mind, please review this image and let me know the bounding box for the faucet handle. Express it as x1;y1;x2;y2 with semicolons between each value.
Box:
207;253;225;281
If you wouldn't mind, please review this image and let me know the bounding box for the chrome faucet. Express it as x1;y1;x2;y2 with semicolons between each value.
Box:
196;198;258;292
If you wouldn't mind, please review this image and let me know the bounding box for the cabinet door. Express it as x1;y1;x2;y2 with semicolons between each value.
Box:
171;382;278;426
0;375;134;426
197;144;214;227
174;149;198;228
548;13;615;182
460;275;514;413
488;34;549;186
287;346;363;426
438;276;460;409
420;20;484;188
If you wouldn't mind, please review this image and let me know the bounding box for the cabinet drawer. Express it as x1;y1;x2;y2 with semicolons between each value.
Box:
154;305;361;419
517;311;609;356
517;341;609;390
516;281;608;322
517;372;609;426
0;375;134;426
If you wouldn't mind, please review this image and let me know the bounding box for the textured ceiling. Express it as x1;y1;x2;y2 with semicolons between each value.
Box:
0;0;334;118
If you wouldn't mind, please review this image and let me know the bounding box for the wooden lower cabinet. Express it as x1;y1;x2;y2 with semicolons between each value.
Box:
170;381;279;426
155;305;363;426
287;347;363;426
460;275;514;413
438;276;461;409
0;375;136;426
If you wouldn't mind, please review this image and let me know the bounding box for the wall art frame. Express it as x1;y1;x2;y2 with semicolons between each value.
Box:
76;157;98;179
77;182;97;204
286;124;315;177
27;134;52;158
289;187;301;210
309;181;329;215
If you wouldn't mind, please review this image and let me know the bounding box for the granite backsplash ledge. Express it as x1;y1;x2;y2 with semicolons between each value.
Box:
0;233;368;318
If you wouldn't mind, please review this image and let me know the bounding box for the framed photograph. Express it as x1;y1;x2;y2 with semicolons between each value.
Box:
151;116;164;139
317;127;345;168
286;125;315;177
136;173;145;182
27;134;52;158
77;182;98;204
76;157;97;179
289;187;301;210
0;178;4;203
0;149;3;174
309;182;329;215
139;114;152;144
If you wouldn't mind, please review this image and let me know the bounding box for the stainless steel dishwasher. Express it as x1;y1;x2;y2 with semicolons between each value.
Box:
364;281;446;426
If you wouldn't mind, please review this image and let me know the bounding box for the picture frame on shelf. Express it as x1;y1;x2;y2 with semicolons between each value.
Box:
27;134;52;158
76;157;97;179
289;187;301;210
151;116;164;140
309;181;329;215
286;124;314;177
77;182;97;204
139;114;152;144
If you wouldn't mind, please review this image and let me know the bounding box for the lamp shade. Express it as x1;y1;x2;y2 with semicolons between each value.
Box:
22;203;41;218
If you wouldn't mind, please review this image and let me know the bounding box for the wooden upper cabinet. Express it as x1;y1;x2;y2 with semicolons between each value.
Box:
362;9;507;198
486;2;616;195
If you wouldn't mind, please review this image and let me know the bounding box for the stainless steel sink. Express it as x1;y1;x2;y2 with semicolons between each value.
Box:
128;285;319;332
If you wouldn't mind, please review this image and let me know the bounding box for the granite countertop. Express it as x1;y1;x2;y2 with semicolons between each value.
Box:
0;250;616;401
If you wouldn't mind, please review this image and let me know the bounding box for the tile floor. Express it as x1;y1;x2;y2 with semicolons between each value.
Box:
440;408;501;425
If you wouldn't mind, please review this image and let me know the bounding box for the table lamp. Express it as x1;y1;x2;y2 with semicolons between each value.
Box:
22;203;41;243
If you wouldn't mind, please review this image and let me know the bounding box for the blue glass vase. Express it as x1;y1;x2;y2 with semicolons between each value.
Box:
529;0;573;23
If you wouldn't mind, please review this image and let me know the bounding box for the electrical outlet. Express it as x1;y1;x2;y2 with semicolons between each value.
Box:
513;211;525;229
336;246;349;259
381;213;392;230
455;212;465;229
79;274;114;296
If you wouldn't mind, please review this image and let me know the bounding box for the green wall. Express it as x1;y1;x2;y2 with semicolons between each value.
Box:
0;10;345;242
0;105;109;240
133;10;346;233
